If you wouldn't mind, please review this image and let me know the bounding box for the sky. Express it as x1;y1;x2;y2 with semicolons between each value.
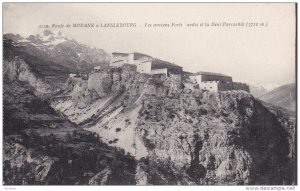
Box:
3;3;296;86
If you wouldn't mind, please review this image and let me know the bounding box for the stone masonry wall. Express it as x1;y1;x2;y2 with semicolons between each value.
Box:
218;82;250;92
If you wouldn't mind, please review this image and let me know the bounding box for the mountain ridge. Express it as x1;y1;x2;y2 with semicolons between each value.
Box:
3;31;111;90
259;83;296;112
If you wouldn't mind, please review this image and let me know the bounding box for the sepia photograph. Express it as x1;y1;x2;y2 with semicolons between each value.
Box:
1;2;297;188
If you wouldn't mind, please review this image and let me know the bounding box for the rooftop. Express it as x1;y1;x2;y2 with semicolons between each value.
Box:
112;52;129;56
151;58;182;68
132;52;152;58
111;51;182;68
191;71;231;78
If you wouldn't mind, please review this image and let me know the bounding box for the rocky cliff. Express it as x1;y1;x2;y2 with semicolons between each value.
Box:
3;58;137;185
4;57;53;97
3;32;295;185
51;65;295;185
3;131;137;185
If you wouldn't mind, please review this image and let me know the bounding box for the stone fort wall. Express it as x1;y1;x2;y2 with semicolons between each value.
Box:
218;82;249;92
199;81;249;92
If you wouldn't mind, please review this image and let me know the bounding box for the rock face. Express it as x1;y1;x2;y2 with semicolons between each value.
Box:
3;132;137;185
3;56;136;186
4;57;52;97
132;91;293;185
52;65;296;185
3;137;58;184
88;72;113;98
88;168;112;185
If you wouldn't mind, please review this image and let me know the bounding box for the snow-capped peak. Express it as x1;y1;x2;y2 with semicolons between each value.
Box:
34;30;68;45
241;80;279;92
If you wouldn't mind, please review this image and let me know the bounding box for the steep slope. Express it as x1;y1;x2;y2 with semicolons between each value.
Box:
52;65;295;185
259;83;296;112
4;57;54;96
3;54;136;185
133;91;294;185
3;130;137;185
3;56;73;135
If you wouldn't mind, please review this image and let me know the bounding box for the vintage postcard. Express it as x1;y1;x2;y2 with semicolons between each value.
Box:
2;2;297;188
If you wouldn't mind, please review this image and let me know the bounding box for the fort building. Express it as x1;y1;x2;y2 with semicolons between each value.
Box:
189;71;249;92
90;51;249;93
189;71;233;84
109;52;183;76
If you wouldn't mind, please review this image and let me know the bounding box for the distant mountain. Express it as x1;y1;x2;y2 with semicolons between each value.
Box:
249;85;268;97
244;81;279;97
259;83;296;112
3;30;111;88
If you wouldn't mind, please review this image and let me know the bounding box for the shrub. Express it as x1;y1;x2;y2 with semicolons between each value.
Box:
198;108;208;115
113;139;119;143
